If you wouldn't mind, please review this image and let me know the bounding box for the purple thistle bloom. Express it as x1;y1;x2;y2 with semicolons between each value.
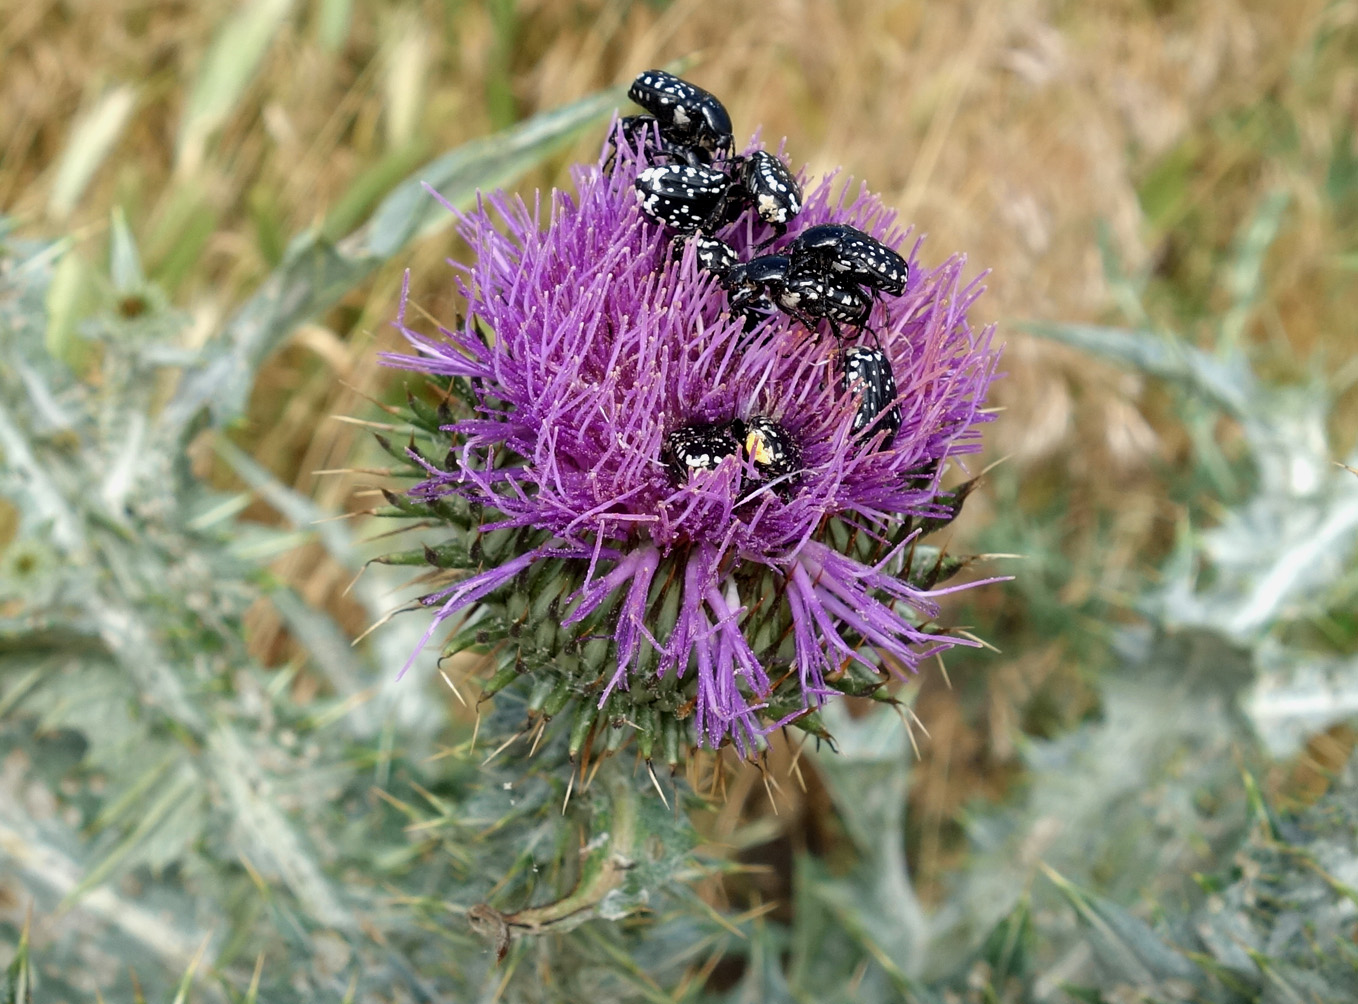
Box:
385;126;1001;752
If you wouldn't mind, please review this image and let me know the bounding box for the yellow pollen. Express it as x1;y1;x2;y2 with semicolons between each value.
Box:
746;431;772;464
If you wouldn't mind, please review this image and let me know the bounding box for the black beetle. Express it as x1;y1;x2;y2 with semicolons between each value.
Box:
635;164;731;233
721;151;803;245
785;223;908;296
841;345;901;447
724;254;872;340
672;233;740;280
740;415;801;484
627;70;734;164
662;423;742;482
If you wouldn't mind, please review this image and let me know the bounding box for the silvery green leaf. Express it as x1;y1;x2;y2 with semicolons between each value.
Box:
1044;867;1206;992
108;208;147;294
939;626;1256;980
163;84;620;433
802;702;929;986
1260;963;1358;1004
206;724;353;931
1219;191;1290;352
2;912;33;1004
0;773;213;996
1166;750;1358;1002
1156;391;1358;643
1025;208;1358;773
1020;321;1257;418
41;241;91;369
10;656;144;763
1246;642;1358;756
724;919;797;1004
68;765;204;900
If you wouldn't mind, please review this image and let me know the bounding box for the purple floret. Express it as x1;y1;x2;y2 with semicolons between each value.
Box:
385;125;1001;750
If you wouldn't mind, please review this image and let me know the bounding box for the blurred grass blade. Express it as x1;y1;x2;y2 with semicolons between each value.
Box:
176;0;295;175
1095;218;1151;327
361;83;622;257
382;11;430;150
981;896;1035;988
315;0;353;52
1020;321;1256;417
170;936;212;1004
48;85;137;221
163;83;622;432
485;0;520;129
1219;189;1289;353
146;184;220;293
109;208;146;294
3;911;32;1004
43;241;92;369
62;767;199;906
213;433;356;562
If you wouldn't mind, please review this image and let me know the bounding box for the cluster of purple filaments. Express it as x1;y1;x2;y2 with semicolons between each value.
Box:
386;123;1000;750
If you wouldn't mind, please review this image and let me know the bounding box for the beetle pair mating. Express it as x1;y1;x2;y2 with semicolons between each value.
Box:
614;69;735;167
707;222;908;343
621;71;805;246
663;416;800;487
634;154;804;247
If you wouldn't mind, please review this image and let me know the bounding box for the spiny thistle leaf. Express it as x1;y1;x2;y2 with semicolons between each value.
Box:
1042;866;1207;994
1174;750;1358;1000
937;626;1257;981
777;702;929;997
1020;320;1256;418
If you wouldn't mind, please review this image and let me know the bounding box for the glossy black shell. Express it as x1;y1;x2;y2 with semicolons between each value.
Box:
741;416;801;482
634;164;729;232
788;223;908;295
841;345;902;446
628;70;734;162
663;423;742;481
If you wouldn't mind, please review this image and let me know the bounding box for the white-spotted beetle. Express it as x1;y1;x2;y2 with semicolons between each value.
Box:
841;345;901;447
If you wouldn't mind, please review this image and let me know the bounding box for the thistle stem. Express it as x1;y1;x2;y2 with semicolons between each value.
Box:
468;759;641;961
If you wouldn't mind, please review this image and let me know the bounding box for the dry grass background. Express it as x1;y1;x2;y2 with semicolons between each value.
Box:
4;0;1356;900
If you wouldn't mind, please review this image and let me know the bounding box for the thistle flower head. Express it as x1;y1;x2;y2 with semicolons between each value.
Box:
385;124;1000;755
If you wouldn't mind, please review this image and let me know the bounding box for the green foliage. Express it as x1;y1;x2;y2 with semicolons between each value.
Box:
973;188;1358;1000
0;227;715;1001
1;82;725;1001
3;10;1356;999
1037;750;1358;1004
